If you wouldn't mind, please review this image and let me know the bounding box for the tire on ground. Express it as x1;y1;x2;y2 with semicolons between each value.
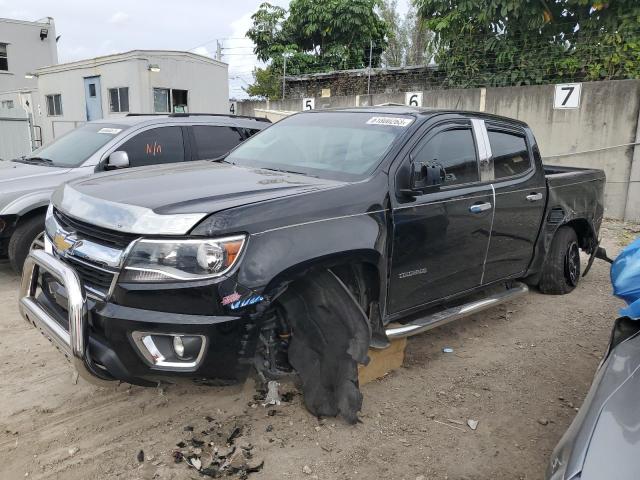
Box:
8;214;45;274
538;225;581;295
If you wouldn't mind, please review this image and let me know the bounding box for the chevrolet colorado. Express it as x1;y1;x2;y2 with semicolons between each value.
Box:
19;107;606;422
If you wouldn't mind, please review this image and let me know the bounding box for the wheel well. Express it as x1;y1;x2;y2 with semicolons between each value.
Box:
562;218;596;252
15;206;48;226
264;254;381;311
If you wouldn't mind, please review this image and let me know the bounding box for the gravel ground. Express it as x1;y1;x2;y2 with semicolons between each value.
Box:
0;220;636;480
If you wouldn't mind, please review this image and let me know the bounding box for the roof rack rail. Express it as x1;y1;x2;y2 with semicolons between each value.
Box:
125;113;271;123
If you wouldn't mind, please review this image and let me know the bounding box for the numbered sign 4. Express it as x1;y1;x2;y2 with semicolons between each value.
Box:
303;98;315;110
229;102;237;115
405;92;423;107
554;83;581;109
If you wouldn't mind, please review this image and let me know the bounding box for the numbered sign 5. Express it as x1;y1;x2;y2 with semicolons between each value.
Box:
303;98;315;110
554;83;581;109
229;102;237;115
405;92;423;107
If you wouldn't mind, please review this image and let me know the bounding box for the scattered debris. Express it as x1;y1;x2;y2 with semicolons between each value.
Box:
172;420;264;478
538;418;549;426
67;447;79;457
442;347;454;353
262;381;281;406
446;418;465;426
266;425;273;432
183;425;194;432
303;465;313;475
433;420;465;432
137;450;144;463
187;457;202;471
467;419;479;430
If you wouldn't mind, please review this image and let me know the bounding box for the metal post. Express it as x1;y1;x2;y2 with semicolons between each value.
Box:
367;40;373;95
282;55;287;100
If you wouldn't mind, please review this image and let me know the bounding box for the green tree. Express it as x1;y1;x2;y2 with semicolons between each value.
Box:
246;0;389;98
414;0;640;88
379;0;406;67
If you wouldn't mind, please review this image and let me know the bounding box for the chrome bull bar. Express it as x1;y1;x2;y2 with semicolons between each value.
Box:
19;249;112;386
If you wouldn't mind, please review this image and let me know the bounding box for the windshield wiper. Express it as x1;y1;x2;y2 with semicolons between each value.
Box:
12;156;54;166
259;167;317;177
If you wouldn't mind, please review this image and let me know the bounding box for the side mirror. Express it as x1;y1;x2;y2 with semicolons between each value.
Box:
410;161;445;191
106;151;129;169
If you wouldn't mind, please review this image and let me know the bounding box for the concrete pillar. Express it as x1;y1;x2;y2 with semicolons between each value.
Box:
624;109;640;222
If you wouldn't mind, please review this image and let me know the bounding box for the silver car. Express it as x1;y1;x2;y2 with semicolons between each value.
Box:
0;113;269;272
546;316;640;479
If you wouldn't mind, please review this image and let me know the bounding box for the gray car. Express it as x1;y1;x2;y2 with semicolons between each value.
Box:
546;316;640;479
0;113;269;272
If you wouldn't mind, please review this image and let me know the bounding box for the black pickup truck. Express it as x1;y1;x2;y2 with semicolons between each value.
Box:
19;107;606;423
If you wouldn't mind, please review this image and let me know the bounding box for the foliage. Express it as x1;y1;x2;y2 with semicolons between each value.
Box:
379;0;406;67
246;0;389;98
245;67;281;99
414;0;640;88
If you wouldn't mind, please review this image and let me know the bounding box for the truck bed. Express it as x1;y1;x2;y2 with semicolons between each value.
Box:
543;164;606;189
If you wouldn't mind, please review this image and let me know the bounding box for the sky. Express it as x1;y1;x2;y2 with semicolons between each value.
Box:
0;0;409;99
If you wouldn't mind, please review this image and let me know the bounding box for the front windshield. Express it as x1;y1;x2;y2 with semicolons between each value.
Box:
226;112;413;180
21;123;126;168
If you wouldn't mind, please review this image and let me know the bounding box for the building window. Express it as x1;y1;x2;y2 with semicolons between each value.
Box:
46;94;63;116
88;83;96;97
153;88;170;113
0;43;7;71
172;89;188;113
109;87;130;113
1;100;14;109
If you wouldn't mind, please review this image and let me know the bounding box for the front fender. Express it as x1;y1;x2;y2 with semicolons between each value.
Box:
0;190;53;216
237;209;388;293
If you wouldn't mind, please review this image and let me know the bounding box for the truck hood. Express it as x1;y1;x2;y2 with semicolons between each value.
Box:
0;161;73;190
53;160;343;235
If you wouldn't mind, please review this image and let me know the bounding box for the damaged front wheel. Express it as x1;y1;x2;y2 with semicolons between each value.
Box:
264;269;372;424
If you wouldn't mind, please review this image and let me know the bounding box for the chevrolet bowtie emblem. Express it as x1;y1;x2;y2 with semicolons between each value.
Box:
53;232;73;252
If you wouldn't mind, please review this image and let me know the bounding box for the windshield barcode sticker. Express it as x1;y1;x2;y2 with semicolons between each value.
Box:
97;128;122;134
366;117;413;127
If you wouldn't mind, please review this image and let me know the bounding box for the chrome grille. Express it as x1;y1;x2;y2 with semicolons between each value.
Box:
53;208;137;249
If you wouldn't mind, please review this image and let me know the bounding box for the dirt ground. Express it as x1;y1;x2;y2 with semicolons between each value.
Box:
0;220;637;480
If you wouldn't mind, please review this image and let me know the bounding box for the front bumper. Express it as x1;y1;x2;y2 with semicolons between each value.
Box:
19;250;257;386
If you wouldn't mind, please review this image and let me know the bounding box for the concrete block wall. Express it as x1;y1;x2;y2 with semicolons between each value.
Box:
238;79;640;222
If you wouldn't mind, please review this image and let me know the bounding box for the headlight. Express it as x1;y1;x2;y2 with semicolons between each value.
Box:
120;235;246;282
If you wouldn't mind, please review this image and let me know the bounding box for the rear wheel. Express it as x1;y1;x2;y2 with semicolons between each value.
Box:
8;215;45;274
538;226;581;295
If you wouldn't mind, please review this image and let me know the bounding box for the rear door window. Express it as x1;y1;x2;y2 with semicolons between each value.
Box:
412;128;479;186
488;130;531;179
118;127;185;167
192;126;244;160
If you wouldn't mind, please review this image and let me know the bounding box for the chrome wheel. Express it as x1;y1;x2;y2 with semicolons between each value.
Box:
564;241;580;287
30;231;45;251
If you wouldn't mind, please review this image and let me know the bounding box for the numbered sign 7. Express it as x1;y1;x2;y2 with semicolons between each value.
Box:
405;92;423;107
554;83;582;109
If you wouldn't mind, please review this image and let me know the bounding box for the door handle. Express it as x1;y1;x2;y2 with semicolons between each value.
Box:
469;202;492;213
526;193;543;202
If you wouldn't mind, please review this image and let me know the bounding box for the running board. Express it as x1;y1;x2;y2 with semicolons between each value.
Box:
385;282;529;339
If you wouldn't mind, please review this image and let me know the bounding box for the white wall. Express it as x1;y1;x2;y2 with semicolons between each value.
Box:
34;51;229;144
0;17;57;92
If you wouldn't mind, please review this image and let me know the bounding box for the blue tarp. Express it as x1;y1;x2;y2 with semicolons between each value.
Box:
611;237;640;320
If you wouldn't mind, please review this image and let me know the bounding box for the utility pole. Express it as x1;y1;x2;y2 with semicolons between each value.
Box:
282;52;293;100
367;40;373;95
216;40;222;61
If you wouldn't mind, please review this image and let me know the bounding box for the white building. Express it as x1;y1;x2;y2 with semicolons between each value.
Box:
34;50;229;143
0;17;58;159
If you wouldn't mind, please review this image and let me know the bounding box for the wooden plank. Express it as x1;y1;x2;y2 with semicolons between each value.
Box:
358;337;407;385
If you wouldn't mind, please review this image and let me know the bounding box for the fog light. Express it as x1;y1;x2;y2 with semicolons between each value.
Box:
173;336;185;358
132;332;207;371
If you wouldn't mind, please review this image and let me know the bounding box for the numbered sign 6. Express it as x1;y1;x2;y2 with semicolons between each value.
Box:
303;98;315;110
554;83;582;109
229;102;237;115
405;92;423;107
